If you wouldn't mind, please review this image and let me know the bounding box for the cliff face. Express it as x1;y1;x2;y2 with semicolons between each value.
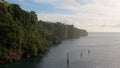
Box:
0;1;88;64
38;21;88;40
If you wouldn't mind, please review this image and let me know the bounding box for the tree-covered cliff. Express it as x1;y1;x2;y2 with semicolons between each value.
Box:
0;1;88;64
38;21;88;40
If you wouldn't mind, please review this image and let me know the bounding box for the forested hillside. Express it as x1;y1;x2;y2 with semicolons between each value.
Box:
0;1;88;64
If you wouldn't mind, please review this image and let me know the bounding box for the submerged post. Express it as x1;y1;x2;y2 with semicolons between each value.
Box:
67;52;70;68
81;51;83;58
88;50;90;54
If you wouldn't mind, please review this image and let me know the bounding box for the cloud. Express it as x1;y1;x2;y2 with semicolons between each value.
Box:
33;0;81;10
76;0;93;5
56;0;81;10
35;0;120;32
33;0;57;3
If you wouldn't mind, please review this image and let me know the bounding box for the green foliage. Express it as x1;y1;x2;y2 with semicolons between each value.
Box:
38;21;88;40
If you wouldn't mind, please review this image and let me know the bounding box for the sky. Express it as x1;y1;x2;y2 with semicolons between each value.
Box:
7;0;120;32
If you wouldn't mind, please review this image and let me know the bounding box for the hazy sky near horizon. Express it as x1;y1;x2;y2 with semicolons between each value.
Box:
8;0;120;32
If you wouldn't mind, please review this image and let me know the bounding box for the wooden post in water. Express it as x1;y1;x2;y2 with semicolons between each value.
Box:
81;51;83;58
88;50;90;55
67;52;70;68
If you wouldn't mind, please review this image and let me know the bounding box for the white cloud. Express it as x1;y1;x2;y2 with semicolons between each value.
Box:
56;0;80;10
33;0;57;3
33;0;81;10
36;0;120;32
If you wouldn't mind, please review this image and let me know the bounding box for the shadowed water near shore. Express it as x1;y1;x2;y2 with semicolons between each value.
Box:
1;32;120;68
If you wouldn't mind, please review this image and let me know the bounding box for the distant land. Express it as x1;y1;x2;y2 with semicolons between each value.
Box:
0;1;88;64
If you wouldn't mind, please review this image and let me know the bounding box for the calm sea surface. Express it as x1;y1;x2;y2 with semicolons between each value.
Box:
1;32;120;68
